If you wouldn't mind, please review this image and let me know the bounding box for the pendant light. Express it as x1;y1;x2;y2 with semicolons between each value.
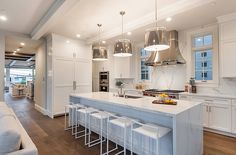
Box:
144;0;170;51
92;24;108;61
114;11;132;57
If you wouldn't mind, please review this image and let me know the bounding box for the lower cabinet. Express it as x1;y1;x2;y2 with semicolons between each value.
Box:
208;100;231;132
181;95;233;133
232;100;236;134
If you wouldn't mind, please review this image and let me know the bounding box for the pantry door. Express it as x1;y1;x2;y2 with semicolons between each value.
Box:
53;57;75;116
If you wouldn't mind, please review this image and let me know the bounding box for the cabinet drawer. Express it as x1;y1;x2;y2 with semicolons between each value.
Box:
192;96;231;105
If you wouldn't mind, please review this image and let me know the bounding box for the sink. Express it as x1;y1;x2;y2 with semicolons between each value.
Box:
118;95;142;99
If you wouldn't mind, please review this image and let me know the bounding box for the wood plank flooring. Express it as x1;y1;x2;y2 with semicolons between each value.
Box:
4;94;236;155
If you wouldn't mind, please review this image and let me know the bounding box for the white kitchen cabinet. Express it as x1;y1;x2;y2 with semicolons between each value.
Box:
114;57;132;78
190;96;209;127
182;95;232;133
232;100;236;134
218;15;236;78
208;99;231;132
220;40;236;77
47;34;92;117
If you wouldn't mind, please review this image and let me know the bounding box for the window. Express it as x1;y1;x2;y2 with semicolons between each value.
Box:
192;34;213;81
140;49;150;80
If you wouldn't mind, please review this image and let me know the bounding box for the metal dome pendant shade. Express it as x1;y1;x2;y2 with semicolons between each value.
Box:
114;11;132;57
92;24;108;61
144;0;170;52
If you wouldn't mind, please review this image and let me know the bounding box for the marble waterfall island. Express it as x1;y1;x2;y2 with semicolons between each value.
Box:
70;92;203;155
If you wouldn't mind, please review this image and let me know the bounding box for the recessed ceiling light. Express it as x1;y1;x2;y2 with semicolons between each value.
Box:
13;50;16;53
102;40;106;44
76;34;81;38
66;40;70;43
16;48;20;51
127;32;132;35
13;53;16;55
20;42;25;46
0;15;7;21
166;17;172;22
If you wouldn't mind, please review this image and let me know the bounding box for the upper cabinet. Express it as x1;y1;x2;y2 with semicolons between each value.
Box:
114;57;133;78
218;13;236;78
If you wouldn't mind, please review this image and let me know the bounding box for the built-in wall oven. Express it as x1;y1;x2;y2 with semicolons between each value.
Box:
99;71;109;92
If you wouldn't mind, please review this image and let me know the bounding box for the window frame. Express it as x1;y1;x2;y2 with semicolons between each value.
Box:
139;48;151;82
187;25;219;87
192;33;214;82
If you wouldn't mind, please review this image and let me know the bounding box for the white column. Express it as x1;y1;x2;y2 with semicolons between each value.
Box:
0;32;5;101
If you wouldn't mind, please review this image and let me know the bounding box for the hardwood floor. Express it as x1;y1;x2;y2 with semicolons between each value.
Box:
4;94;236;155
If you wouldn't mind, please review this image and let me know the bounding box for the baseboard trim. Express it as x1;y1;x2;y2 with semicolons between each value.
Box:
204;128;236;138
34;104;48;115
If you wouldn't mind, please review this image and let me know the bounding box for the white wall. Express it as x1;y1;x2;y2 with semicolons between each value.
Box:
94;24;236;96
92;43;139;91
0;32;5;101
35;40;47;111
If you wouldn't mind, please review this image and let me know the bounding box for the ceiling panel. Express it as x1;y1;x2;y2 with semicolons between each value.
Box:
0;0;55;34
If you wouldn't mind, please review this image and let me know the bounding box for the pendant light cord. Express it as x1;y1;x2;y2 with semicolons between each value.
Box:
155;0;158;27
97;24;102;46
120;11;125;39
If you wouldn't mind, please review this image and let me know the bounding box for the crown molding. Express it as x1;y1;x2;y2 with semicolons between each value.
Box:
87;0;215;44
217;12;236;23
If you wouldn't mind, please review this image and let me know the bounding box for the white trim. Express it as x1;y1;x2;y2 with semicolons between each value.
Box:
186;24;219;86
204;128;236;138
31;0;80;40
35;104;47;115
217;12;236;23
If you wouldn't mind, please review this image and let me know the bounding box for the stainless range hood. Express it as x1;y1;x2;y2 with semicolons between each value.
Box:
145;30;186;66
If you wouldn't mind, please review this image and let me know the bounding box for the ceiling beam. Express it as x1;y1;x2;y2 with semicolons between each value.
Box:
31;0;80;40
9;60;16;67
26;56;35;62
5;51;35;57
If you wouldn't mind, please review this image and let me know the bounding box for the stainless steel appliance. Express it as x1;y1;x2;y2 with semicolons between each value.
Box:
143;89;184;99
99;71;109;92
145;30;186;66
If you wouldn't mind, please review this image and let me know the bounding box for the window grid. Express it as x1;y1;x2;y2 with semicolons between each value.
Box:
192;33;213;81
140;49;150;81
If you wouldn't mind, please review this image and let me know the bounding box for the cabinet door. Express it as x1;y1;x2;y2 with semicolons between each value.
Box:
52;34;76;59
232;100;236;134
202;104;209;127
53;58;74;115
191;97;209;127
221;40;236;77
114;57;131;78
74;59;92;93
208;102;231;132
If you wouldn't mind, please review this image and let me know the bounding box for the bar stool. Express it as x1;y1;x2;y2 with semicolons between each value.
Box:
64;102;84;135
131;121;171;155
75;107;100;145
87;111;112;155
104;115;134;155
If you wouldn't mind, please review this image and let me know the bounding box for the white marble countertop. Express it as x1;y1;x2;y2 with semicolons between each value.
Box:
70;92;202;116
180;92;236;99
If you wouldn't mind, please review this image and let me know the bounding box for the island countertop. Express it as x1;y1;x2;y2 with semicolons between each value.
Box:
70;92;202;116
